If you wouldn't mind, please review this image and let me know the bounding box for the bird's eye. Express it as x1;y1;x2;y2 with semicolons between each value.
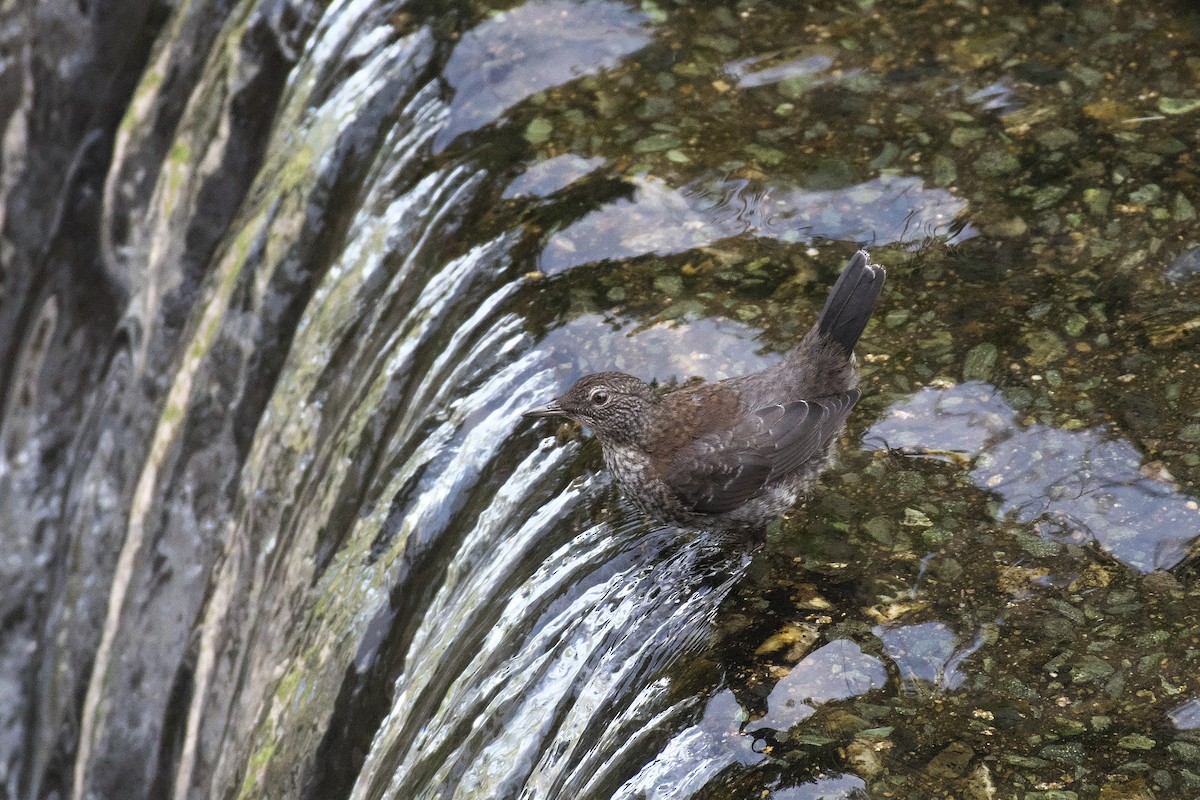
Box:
590;389;610;407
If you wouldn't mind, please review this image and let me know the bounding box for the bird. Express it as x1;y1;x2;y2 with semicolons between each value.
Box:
524;250;885;543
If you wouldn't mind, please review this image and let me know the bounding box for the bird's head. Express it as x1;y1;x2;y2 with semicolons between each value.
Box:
523;371;658;445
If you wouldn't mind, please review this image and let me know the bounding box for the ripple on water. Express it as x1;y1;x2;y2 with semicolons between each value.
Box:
437;0;652;150
537;312;776;389
538;174;972;275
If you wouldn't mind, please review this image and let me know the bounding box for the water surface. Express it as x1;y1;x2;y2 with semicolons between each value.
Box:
0;1;1197;799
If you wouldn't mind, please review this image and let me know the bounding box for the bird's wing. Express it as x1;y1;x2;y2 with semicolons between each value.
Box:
665;443;773;515
756;388;861;479
666;389;861;515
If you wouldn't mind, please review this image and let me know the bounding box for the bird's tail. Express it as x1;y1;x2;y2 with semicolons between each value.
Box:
816;250;885;354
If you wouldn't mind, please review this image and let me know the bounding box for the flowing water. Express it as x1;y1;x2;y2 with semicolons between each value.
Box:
1;1;1198;799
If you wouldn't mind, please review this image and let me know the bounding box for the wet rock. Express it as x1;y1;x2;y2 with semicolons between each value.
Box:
1041;741;1086;765
1084;99;1136;125
975;148;1021;176
962;342;998;382
1169;740;1200;765
1173;193;1197;222
1157;97;1200;115
1037;127;1079;150
1098;779;1157;800
964;762;997;800
1072;654;1115;683
1117;733;1157;750
525;117;553;143
925;740;976;780
982;216;1028;238
1022;329;1067;367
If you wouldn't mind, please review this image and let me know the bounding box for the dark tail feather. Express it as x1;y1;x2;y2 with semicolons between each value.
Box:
817;250;885;354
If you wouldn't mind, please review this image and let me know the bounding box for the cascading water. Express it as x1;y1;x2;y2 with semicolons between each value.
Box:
3;1;1199;799
3;1;755;797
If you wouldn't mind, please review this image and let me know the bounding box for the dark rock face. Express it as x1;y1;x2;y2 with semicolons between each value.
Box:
0;2;316;796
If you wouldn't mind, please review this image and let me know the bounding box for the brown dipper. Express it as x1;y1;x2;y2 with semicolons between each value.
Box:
525;250;885;542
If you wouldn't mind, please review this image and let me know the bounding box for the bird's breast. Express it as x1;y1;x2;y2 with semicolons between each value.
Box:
601;442;652;485
600;442;679;515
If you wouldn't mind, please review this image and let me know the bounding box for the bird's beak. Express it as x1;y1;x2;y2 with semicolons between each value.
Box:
522;399;566;419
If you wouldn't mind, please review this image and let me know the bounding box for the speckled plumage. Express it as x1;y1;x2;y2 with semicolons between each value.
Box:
525;251;885;539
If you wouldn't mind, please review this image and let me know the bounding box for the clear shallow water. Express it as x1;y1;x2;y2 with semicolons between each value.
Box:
0;0;1197;799
866;381;1198;573
538;174;970;274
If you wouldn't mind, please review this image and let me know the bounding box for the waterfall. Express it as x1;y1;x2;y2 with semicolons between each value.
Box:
5;1;1196;799
0;1;749;797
